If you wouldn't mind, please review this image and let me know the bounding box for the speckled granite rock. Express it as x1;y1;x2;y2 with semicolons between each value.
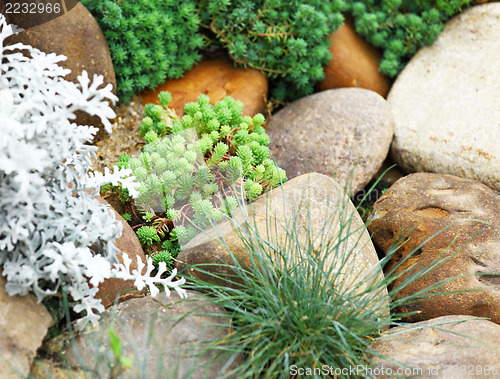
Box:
59;291;242;378
266;88;394;195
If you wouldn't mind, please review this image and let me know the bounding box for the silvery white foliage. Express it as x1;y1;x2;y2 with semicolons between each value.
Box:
111;253;186;298
85;165;140;198
0;15;185;330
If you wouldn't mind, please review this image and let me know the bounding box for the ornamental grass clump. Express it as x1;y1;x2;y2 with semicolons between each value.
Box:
184;175;476;378
0;16;185;331
121;92;286;265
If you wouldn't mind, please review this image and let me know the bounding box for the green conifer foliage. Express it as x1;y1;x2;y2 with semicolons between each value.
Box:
347;0;474;77
123;92;286;256
80;0;204;102
198;0;346;101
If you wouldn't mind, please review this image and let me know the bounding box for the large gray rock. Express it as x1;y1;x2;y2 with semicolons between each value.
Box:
388;3;500;192
266;88;394;195
60;291;241;378
177;173;389;318
0;275;53;379
370;315;500;378
368;173;500;324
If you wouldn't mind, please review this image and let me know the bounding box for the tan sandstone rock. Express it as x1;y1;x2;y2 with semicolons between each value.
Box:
370;315;500;379
387;3;500;192
368;173;500;324
0;275;54;379
177;173;389;317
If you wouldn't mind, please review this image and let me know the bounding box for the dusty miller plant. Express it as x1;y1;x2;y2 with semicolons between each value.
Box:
0;15;185;330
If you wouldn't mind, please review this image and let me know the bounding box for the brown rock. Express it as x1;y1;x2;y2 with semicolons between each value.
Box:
317;17;391;98
94;196;146;308
266;88;394;195
368;173;500;324
62;291;242;378
177;173;389;318
5;2;117;139
30;359;88;379
0;275;54;379
370;315;500;378
141;58;268;117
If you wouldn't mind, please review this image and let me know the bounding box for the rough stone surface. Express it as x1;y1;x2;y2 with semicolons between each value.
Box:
368;173;500;324
387;3;500;192
141;58;268;117
0;275;54;379
266;88;394;195
317;17;390;97
94;196;147;308
370;315;500;378
177;173;389;317
5;2;117;140
30;359;88;379
61;291;242;378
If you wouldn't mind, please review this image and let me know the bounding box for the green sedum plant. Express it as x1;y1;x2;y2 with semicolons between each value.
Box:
80;0;204;103
123;92;286;260
198;0;346;101
348;0;474;77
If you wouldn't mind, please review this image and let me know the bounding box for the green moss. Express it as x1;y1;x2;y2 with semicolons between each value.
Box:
348;0;474;77
198;0;346;101
81;0;204;102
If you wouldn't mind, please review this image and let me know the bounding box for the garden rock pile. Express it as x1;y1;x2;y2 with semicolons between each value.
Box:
2;2;500;378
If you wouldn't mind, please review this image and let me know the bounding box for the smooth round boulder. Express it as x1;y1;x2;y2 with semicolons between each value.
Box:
141;58;268;117
266;88;394;195
388;3;500;192
368;173;500;324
